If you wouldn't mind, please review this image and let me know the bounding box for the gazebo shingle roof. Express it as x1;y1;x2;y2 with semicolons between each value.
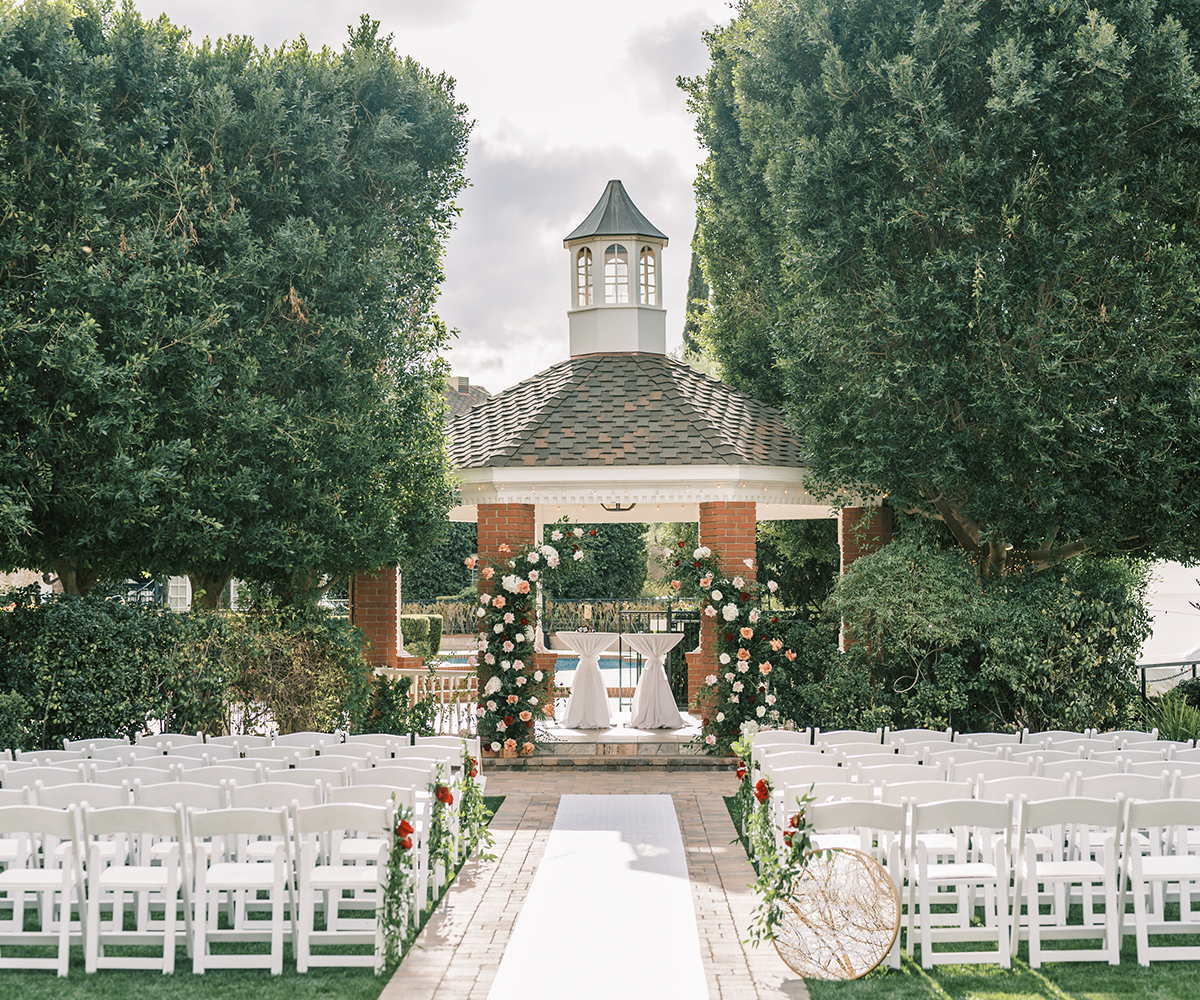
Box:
447;353;805;470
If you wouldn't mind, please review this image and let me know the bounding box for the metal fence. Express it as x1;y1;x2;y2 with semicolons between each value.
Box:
1137;661;1200;700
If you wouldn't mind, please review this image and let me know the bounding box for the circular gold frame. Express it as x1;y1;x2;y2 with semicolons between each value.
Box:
772;848;901;980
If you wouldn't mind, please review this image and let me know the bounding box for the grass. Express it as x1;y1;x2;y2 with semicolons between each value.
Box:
0;794;506;999
724;795;1200;999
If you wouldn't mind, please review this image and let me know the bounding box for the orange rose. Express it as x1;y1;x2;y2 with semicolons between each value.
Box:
740;627;753;640
785;648;797;661
736;648;751;661
759;662;773;675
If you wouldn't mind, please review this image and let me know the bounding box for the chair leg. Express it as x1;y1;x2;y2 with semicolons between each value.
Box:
85;882;100;974
271;864;285;976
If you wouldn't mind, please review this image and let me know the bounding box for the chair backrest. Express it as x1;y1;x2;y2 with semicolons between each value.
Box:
134;780;228;811
955;731;1021;747
83;803;181;840
1124;761;1176;780
270;766;347;788
1170;770;1200;798
902;741;958;762
947;758;1032;784
343;733;408;747
167;743;236;760
203;734;270;750
911;797;1012;859
1103;728;1159;744
926;748;1008;770
1076;771;1170;801
318;741;376;760
15;749;85;766
759;748;837;770
777;780;872;805
1045;738;1115;755
878;779;973;805
242;746;304;765
128;755;189;771
392;745;459;762
90;765;179;786
842;752;919;770
1090;748;1170;764
325;783;417;811
296;754;362;771
1019;794;1123;841
1024;729;1091;744
857;763;932;786
87;746;138;763
173;764;263;785
0;786;31;805
807;800;907;849
230;779;322;809
0;803;78;842
764;764;852;788
293;801;392;839
884;727;953;746
188;805;289;840
818;740;887;757
2;764;87;788
1039;757;1125;781
813;728;882;746
1167;745;1200;763
752;730;813;749
1009;748;1082;764
976;774;1071;801
1126;798;1200;851
34;780;128;810
62;737;129;752
137;731;203;747
274;731;338;748
365;764;439;789
415;735;478;755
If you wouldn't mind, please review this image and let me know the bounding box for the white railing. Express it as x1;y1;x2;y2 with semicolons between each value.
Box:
377;663;478;736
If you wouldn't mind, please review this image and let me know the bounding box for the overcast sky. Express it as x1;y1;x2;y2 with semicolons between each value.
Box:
140;0;733;393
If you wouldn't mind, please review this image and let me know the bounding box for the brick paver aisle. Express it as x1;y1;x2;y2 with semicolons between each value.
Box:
379;772;808;1000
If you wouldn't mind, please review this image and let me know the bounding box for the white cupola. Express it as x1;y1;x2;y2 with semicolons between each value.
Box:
563;180;668;356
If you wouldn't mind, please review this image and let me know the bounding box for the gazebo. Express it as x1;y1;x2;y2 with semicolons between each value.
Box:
350;180;891;697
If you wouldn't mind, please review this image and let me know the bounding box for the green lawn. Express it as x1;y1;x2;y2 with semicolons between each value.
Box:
0;795;505;1000
725;796;1200;999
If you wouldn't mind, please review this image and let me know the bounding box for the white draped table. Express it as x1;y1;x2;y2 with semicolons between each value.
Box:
624;632;686;729
558;631;615;729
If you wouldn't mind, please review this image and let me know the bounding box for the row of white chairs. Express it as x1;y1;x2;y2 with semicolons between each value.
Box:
787;793;1200;969
802;726;1172;747
0;798;411;977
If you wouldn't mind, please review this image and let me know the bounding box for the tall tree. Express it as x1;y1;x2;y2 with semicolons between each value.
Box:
687;0;1200;573
0;4;468;599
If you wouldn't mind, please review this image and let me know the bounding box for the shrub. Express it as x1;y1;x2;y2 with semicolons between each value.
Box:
400;614;443;659
363;670;437;736
1150;689;1200;743
0;691;31;752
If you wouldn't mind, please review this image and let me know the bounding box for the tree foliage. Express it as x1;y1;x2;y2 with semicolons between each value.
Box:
0;3;469;600
687;0;1200;572
539;523;648;600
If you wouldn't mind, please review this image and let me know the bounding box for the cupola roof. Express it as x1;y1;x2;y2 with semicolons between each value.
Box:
563;179;668;245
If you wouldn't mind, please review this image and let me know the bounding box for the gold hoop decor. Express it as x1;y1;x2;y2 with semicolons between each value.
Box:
772;848;901;980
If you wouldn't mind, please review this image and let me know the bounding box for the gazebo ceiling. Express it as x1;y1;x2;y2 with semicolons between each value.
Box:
447;353;831;523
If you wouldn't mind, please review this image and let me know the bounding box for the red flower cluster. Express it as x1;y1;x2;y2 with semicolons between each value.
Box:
467;756;479;779
395;818;415;850
783;812;802;848
754;778;770;804
736;761;747;781
435;785;454;806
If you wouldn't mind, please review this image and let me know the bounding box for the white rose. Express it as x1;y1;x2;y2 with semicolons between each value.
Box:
722;604;739;621
573;527;584;537
573;550;584;561
756;706;767;718
484;676;502;695
529;696;538;705
496;721;507;731
766;694;776;706
743;558;754;568
540;544;559;560
767;580;779;593
534;670;544;682
493;623;504;633
480;594;490;605
491;742;501;751
732;576;745;589
719;652;731;665
729;695;739;703
516;676;527;686
705;674;718;686
732;681;744;692
501;660;511;670
476;607;486;618
527;551;540;564
716;712;725;722
704;605;717;617
737;662;749;673
476;707;486;717
501;574;522;593
551;530;563;541
748;609;760;623
724;672;735;681
711;590;723;601
694;546;711;559
486;700;497;711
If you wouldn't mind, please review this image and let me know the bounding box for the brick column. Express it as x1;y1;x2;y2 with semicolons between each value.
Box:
839;505;893;572
691;501;758;718
349;566;421;671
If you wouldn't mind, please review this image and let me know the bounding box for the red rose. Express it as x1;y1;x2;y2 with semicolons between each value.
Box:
674;559;679;566
436;785;454;806
397;819;414;837
783;832;793;847
701;717;709;728
747;694;756;703
400;835;413;850
736;763;747;780
505;715;514;725
693;561;700;568
468;756;479;778
678;540;686;547
789;813;802;829
754;779;769;804
771;616;779;623
740;592;750;601
725;632;734;642
589;529;597;536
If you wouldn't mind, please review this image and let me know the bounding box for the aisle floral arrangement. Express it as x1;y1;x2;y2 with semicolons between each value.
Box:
686;545;795;754
467;525;591;752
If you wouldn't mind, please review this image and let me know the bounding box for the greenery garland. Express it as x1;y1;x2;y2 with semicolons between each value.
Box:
458;744;496;859
382;799;417;964
427;764;456;896
744;771;819;946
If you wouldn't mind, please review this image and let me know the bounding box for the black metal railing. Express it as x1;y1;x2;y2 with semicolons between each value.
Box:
1137;661;1200;701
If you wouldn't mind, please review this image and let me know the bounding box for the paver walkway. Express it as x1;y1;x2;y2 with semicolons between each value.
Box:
379;771;809;1000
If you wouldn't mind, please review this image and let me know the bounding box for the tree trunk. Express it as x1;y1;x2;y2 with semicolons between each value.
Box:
53;560;101;597
187;572;232;610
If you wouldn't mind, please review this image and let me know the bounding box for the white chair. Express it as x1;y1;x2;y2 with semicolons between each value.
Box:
1104;728;1159;744
911;797;1013;968
87;746;140;764
415;734;482;761
1091;748;1171;766
91;765;180;787
229;779;322;811
0;805;82;976
755;745;828;772
1165;745;1200;764
269;765;349;788
1024;729;1091;744
813;728;882;745
1;764;88;788
762;764;851;791
188;807;290;974
1128;761;1184;780
1039;758;1124;782
274;731;339;748
326;785;424;918
137;732;203;749
293;802;395;972
806;799;905;969
62;737;129;753
81;804;184;974
818;740;886;758
242;746;305;766
1012;795;1123;966
885;727;953;745
1122;797;1200;965
948;758;1032;785
858;763;932;787
203;734;270;751
173;764;263;786
168;744;237;761
976;774;1071;802
956;732;1021;748
843;752;920;770
343;733;407;748
15;749;86;767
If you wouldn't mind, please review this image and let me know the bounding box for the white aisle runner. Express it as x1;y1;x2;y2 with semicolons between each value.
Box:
487;794;709;999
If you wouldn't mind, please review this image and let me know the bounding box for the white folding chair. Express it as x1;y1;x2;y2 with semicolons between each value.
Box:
81;804;184;974
813;728;882;745
911;797;1013;968
949;758;1033;785
326;785;423;918
0;805;82;976
858;764;932;787
90;765;180;787
292;802;394;972
1122;797;1200;965
242;746;305;767
806;799;905;968
1040;758;1124;783
168;744;238;762
203;734;271;751
274;732;338;748
1012;795;1123;966
269;765;349;789
1;764;87;788
844;752;920;770
137;732;204;749
818;740;888;758
188;807;290;974
173;764;264;786
16;749;86;767
62;737;130;753
956;732;1021;748
885;727;953;746
1091;748;1171;766
1105;728;1159;744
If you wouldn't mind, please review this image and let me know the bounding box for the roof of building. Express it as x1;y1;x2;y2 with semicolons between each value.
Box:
563;179;669;245
447;353;805;470
444;377;492;420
